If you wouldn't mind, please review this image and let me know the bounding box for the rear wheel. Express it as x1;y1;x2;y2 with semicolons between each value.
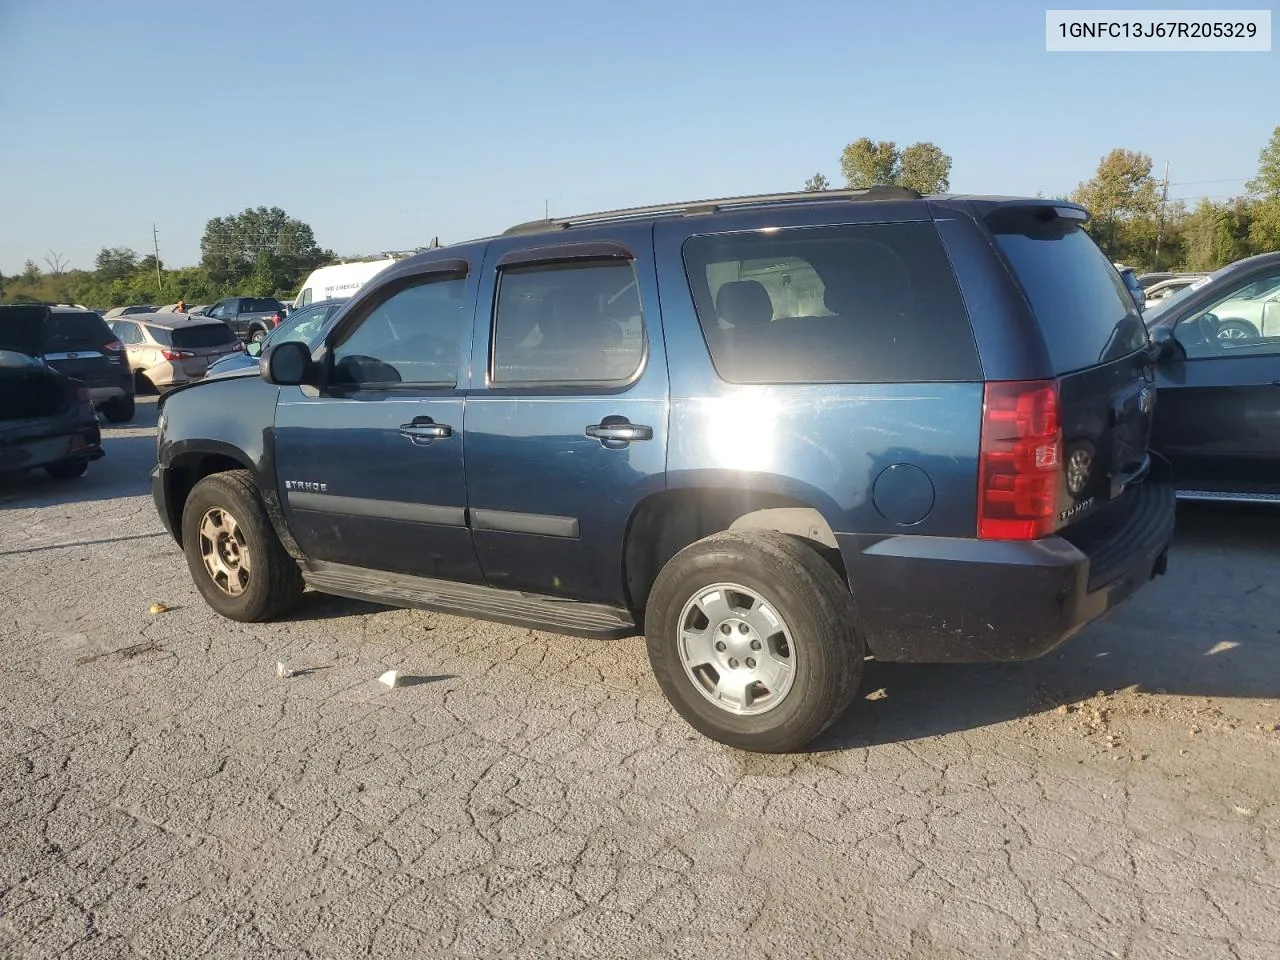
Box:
101;394;135;423
644;530;864;753
46;460;88;480
181;470;304;622
249;328;268;344
134;372;156;395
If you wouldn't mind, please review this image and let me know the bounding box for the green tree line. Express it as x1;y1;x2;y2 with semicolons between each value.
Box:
804;126;1280;272
2;206;333;308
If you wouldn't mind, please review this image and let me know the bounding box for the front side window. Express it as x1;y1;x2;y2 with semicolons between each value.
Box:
491;260;644;384
1175;268;1280;359
330;276;467;388
683;222;979;384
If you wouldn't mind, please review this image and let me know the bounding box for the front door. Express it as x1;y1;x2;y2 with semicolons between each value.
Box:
272;263;483;582
464;228;668;605
1154;264;1280;493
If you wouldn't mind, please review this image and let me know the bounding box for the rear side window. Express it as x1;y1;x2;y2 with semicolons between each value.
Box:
47;312;113;346
990;217;1147;373
682;222;979;384
492;260;644;384
168;324;240;349
242;298;283;313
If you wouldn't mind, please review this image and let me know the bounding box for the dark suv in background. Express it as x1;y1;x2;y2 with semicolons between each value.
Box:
43;307;135;423
196;297;288;344
152;187;1175;753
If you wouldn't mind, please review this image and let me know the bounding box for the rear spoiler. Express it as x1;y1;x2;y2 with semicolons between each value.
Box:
968;198;1092;225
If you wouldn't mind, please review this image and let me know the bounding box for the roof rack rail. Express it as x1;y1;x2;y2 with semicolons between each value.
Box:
502;185;923;236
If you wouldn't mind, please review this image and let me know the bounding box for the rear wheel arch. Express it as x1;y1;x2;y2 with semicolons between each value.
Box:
623;488;845;615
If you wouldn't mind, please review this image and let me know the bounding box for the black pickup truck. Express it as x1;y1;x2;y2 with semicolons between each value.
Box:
196;297;287;344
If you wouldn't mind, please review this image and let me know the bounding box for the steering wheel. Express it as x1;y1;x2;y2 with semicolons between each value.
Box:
1194;311;1223;350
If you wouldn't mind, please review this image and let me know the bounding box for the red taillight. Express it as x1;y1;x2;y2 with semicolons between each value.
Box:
160;349;195;361
102;339;124;352
271;312;283;326
977;380;1062;541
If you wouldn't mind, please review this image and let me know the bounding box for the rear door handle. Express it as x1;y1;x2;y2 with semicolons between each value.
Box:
586;418;653;446
399;416;452;445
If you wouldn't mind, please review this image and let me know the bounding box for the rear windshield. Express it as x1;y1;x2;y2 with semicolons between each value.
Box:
46;312;113;346
242;298;283;313
153;324;239;349
991;217;1147;373
682;222;980;384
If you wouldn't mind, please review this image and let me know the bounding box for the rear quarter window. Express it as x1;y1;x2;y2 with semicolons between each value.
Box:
682;222;980;384
990;217;1148;373
242;298;283;313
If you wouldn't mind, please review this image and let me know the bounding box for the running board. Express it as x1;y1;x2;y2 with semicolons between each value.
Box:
301;561;638;639
1176;489;1280;504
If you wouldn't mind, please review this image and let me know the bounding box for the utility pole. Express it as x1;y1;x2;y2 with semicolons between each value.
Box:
152;223;163;294
545;198;550;220
1154;161;1170;269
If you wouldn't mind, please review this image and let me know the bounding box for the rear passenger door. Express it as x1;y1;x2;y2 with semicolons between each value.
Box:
464;227;668;605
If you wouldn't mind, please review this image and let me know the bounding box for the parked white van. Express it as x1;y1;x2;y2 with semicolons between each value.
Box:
293;259;398;308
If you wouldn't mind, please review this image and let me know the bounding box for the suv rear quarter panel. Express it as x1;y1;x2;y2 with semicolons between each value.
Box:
652;209;985;547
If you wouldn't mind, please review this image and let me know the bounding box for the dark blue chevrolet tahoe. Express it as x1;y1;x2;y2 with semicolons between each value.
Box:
152;187;1175;752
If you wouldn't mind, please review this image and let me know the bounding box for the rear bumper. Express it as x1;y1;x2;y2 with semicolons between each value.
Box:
0;419;103;474
841;475;1176;663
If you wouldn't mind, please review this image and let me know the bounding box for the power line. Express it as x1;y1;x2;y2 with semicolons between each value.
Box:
1168;177;1250;186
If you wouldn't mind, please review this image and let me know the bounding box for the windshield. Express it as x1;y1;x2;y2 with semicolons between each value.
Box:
264;305;331;349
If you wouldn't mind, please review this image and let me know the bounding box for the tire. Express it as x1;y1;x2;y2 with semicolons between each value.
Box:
45;460;88;480
249;328;267;344
134;372;156;395
101;394;135;424
1215;319;1258;342
644;530;865;753
181;469;304;622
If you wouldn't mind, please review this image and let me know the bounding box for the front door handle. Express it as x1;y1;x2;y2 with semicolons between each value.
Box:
399;416;452;445
586;417;653;447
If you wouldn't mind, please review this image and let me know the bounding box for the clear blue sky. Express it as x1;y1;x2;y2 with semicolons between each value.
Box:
1;0;1276;274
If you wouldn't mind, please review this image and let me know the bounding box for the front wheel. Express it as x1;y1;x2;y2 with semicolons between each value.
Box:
181;470;304;621
101;394;135;423
645;530;865;753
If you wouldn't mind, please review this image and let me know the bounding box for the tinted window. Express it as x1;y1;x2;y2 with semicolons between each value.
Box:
46;312;113;346
242;298;283;313
682;222;979;384
1174;266;1280;360
991;218;1147;373
331;278;466;387
492;260;644;384
168;324;241;349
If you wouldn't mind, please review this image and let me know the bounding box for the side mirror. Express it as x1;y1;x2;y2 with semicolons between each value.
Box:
261;340;315;386
245;340;263;358
1148;325;1182;362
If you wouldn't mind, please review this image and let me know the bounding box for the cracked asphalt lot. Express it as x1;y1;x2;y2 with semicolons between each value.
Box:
2;398;1278;959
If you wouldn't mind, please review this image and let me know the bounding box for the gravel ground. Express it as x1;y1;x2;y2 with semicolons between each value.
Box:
2;397;1278;960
